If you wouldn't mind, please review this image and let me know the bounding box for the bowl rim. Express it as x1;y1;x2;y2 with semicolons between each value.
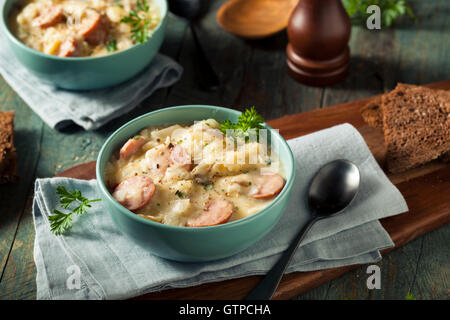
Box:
0;0;168;61
96;105;296;232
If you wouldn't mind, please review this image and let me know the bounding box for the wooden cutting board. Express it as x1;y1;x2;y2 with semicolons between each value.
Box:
56;80;450;300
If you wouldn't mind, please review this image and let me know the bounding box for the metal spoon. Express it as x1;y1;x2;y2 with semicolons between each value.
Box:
245;159;361;300
168;0;220;91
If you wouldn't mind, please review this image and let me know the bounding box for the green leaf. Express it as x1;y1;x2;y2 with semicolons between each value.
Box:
175;190;184;198
405;292;416;300
220;107;265;142
49;210;73;235
342;0;417;27
50;186;101;235
203;183;214;191
106;39;117;52
120;0;152;44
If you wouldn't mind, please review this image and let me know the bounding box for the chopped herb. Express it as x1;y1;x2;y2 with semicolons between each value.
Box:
49;186;101;235
204;183;214;191
156;203;160;206
120;0;153;44
175;190;184;198
106;39;117;52
133;135;142;140
248;181;252;186
178;140;183;144
199;180;214;191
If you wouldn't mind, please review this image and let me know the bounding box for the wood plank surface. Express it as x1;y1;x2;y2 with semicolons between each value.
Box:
0;0;449;300
55;79;450;300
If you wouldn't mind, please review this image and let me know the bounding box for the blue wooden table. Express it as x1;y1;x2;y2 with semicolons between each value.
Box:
0;0;448;299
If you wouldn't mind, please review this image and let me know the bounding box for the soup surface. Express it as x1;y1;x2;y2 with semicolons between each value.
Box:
105;119;286;227
9;0;160;57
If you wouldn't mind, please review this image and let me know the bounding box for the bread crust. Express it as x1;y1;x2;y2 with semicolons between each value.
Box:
0;111;18;183
360;96;383;129
381;84;450;173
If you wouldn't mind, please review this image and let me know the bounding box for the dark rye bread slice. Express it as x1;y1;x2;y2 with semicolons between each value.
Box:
360;85;450;164
381;83;450;173
0;111;18;183
360;84;419;130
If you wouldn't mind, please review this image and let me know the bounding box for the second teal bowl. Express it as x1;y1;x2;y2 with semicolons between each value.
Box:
1;0;167;90
96;105;295;262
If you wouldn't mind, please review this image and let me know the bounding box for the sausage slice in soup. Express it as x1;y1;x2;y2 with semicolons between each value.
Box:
186;199;234;227
112;176;156;212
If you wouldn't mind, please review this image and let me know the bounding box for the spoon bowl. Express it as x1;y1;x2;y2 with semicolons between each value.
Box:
309;159;360;216
217;0;298;39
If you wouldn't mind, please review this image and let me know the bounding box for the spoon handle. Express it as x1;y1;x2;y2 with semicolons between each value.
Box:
190;24;220;91
245;217;320;300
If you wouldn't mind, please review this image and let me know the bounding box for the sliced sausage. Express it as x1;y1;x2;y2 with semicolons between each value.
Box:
58;38;80;57
112;176;155;212
120;137;146;160
169;144;192;170
32;5;64;28
186;199;233;227
249;174;285;199
78;10;109;45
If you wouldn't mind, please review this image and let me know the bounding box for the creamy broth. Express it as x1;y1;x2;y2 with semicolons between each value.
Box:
9;0;160;57
105;119;286;227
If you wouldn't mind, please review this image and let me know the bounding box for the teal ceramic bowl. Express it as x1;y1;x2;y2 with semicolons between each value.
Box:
0;0;167;90
96;106;295;262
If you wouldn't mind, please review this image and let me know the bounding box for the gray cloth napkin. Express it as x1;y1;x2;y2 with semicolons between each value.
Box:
0;18;183;131
32;124;408;300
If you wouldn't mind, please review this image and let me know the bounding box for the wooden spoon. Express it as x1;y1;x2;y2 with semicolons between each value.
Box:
216;0;298;39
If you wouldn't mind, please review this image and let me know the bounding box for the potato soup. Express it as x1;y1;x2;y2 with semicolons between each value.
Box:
105;119;286;227
9;0;160;57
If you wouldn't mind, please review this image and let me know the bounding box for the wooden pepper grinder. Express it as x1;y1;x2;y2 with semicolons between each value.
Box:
286;0;351;86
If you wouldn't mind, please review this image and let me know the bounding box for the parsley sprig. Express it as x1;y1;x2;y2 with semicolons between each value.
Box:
120;0;153;44
220;107;264;141
343;0;417;27
106;39;117;52
49;186;101;235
